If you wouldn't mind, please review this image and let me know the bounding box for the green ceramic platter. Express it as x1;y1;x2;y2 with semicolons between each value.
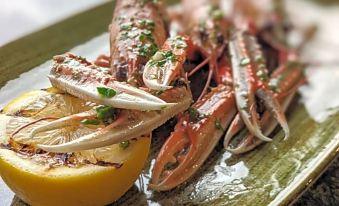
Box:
0;0;338;205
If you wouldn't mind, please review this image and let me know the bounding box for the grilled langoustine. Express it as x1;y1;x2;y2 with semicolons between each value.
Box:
110;0;167;85
182;0;230;99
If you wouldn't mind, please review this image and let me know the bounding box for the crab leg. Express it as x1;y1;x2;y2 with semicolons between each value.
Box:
182;0;229;99
49;54;173;111
150;84;236;191
246;33;289;139
224;62;305;153
48;0;170;109
143;35;189;91
229;31;272;142
37;86;192;152
110;0;166;84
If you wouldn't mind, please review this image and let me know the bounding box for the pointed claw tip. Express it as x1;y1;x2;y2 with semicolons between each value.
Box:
262;136;273;142
283;125;290;140
283;130;290;140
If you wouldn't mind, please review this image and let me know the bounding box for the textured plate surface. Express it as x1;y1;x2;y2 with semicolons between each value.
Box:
0;0;338;205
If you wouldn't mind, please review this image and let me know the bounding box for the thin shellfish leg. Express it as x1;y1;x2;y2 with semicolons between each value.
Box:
150;85;236;191
229;31;272;142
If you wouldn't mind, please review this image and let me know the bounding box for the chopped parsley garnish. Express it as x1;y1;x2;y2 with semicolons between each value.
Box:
138;19;155;31
149;51;176;67
214;119;224;131
138;19;147;26
145;20;155;30
119;141;130;149
118;17;157;58
120;22;133;31
96;106;116;121
256;69;269;81
199;20;207;31
77;56;87;62
255;55;265;63
120;31;129;40
138;43;158;57
171;36;187;49
139;30;154;42
187;107;203;122
211;9;223;20
97;87;117;98
80;119;101;125
164;51;176;61
209;5;224;20
139;33;146;41
240;57;250;66
268;78;280;93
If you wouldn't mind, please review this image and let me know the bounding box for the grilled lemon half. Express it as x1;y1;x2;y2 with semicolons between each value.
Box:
0;89;150;206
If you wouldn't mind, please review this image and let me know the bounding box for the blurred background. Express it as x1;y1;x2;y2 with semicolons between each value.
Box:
0;0;108;46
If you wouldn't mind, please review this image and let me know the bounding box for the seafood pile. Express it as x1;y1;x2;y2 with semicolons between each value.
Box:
7;0;308;192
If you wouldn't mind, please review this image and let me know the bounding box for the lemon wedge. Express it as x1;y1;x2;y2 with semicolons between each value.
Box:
0;89;150;206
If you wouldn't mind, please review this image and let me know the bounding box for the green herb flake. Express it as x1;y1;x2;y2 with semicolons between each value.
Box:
199;20;207;30
120;31;129;40
172;36;187;49
146;19;155;26
138;19;155;30
268;78;280;93
78;56;87;62
165;51;176;61
120;22;133;31
80;119;101;125
214;119;224;131
211;9;223;20
119;141;130;149
188;107;201;122
256;70;269;81
96;106;116;120
149;51;176;67
138;19;147;26
97;87;117;98
138;43;158;57
240;57;250;66
139;30;154;42
143;30;152;36
139;33;146;41
255;55;265;63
